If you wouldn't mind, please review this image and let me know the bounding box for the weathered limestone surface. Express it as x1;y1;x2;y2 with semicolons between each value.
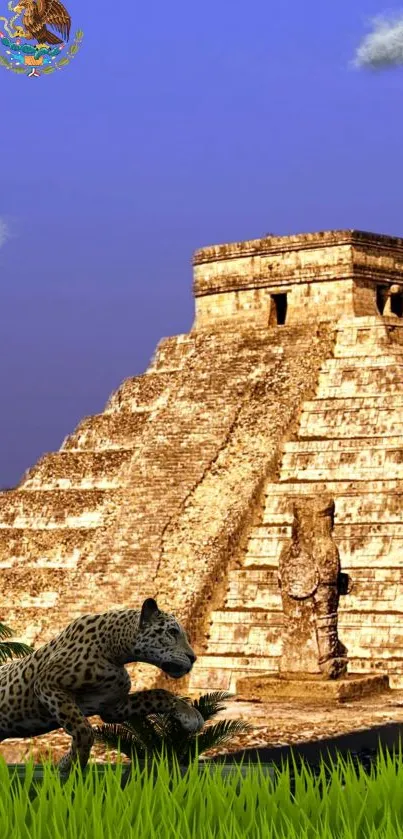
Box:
193;229;403;327
0;357;190;641
196;313;403;693
3;229;403;762
0;319;333;693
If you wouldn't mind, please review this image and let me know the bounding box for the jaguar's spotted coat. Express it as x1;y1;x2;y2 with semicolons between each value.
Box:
0;598;204;774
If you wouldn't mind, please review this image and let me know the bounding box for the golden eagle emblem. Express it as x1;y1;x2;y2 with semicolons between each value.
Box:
0;0;83;76
12;0;70;46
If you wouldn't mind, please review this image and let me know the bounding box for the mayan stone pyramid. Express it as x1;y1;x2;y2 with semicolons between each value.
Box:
2;228;403;697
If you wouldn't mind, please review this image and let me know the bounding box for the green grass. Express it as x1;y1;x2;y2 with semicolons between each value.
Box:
1;738;403;838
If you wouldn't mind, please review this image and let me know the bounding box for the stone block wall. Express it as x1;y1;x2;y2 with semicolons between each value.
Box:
0;318;334;699
190;315;403;692
193;230;403;329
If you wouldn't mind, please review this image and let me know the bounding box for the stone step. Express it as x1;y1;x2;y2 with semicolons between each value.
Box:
320;356;403;372
192;633;403;692
250;505;403;529
283;437;403;454
224;590;403;614
317;367;403;398
20;450;134;490
300;416;403;439
319;358;403;375
262;479;403;498
61;412;150;451
207;633;281;657
148;335;197;372
223;592;403;612
245;528;403;564
334;315;403;329
244;553;403;570
334;342;403;359
0;489;117;529
206;607;403;631
0;527;93;568
206;621;403;656
214;609;403;627
0;568;66;611
302;394;403;412
206;604;403;632
332;320;403;358
299;394;403;437
280;442;403;481
257;481;403;528
318;382;403;399
280;466;403;481
208;608;282;625
188;657;277;693
226;566;403;589
248;520;403;541
280;451;403;481
257;497;403;530
104;371;175;413
188;656;403;693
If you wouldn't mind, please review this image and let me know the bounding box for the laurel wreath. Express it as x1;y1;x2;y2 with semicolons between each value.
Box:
0;28;83;74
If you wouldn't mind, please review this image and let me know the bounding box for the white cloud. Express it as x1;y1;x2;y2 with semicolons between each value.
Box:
0;218;10;248
354;13;403;69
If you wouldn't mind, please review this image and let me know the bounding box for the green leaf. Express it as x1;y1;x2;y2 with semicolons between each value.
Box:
181;690;234;721
194;719;254;754
0;638;35;662
41;67;55;74
57;58;69;66
92;724;147;760
0;622;35;662
0;623;15;640
91;691;253;766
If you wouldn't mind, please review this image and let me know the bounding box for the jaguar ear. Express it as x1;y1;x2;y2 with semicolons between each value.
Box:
139;598;160;628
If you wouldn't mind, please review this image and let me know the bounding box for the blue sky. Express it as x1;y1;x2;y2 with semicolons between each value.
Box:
0;0;402;486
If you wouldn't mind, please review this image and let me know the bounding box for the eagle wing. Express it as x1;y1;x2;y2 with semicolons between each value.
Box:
37;0;71;41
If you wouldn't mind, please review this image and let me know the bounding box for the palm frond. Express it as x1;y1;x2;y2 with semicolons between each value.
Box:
0;623;14;640
92;692;254;766
146;713;191;742
93;712;171;758
0;622;35;663
178;691;234;722
193;719;253;754
0;641;35;664
145;713;198;763
122;714;173;751
93;720;184;763
92;723;148;760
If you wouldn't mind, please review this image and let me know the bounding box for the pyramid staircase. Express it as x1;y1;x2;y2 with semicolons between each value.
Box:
0;335;197;638
188;316;403;693
0;322;326;651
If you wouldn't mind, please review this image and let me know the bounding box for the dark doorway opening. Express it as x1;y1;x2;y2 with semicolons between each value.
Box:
271;293;287;325
391;292;403;318
376;286;388;315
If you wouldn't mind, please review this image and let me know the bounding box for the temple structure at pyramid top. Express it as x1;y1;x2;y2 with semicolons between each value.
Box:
1;227;403;746
192;229;403;327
